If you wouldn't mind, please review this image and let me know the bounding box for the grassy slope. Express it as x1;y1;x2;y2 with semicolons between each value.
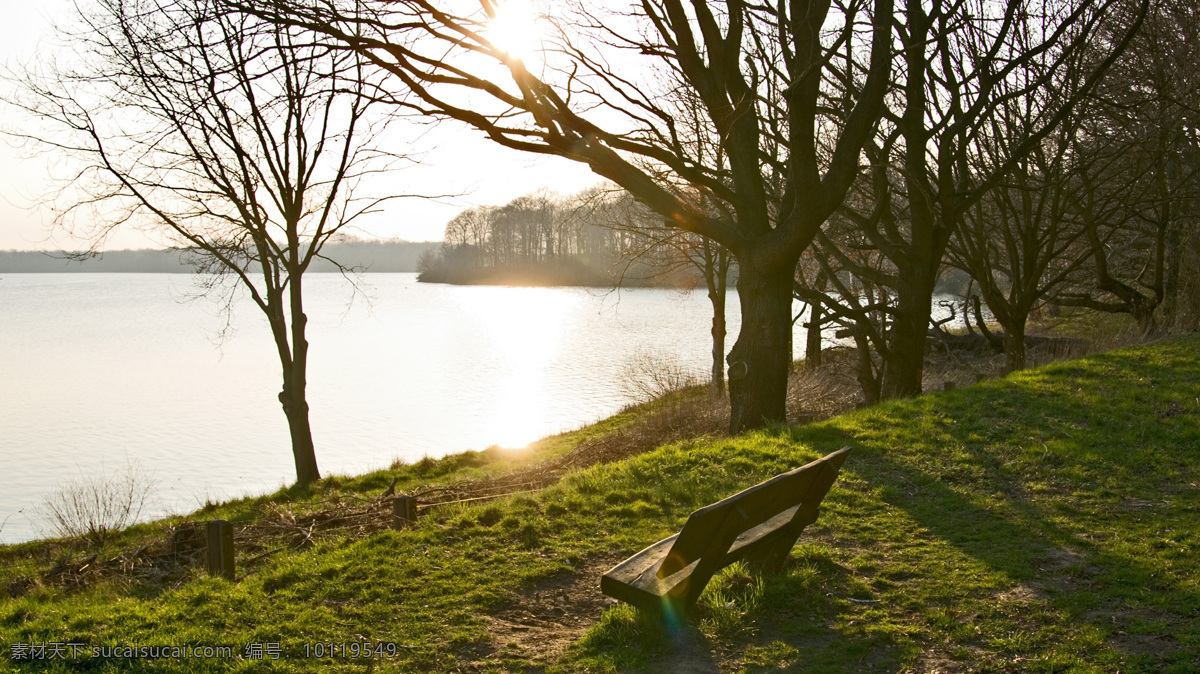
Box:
3;338;1199;672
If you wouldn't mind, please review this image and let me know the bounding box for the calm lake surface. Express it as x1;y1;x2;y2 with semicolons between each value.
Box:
2;273;822;543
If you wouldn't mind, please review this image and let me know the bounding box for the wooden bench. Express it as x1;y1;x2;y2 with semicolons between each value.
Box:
601;446;851;615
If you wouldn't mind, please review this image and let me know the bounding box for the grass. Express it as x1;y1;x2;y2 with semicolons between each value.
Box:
2;336;1199;672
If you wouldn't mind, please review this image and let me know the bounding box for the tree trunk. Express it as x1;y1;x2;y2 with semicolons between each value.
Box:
269;275;321;486
704;246;729;397
972;296;1003;350
881;279;934;398
279;365;320;485
727;262;794;433
852;329;881;404
805;300;823;368
288;276;320;485
1002;320;1027;372
709;286;727;397
1164;219;1181;327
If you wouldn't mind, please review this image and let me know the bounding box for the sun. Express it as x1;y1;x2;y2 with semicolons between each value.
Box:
486;0;541;63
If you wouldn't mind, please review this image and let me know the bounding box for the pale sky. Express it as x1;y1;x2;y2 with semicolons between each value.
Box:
0;0;603;250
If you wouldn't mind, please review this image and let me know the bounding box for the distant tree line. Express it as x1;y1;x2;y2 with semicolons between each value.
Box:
0;249;194;273
0;240;438;274
417;188;709;288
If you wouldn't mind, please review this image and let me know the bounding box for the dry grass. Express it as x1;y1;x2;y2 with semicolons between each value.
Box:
786;348;865;421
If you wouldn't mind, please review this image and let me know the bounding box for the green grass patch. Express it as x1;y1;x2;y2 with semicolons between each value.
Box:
2;338;1198;672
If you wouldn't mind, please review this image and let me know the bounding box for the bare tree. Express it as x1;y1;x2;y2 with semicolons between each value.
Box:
817;0;1145;396
6;0;400;484
237;0;896;433
1056;0;1200;333
947;111;1095;371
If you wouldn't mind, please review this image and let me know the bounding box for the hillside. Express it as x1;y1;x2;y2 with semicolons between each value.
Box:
2;338;1198;672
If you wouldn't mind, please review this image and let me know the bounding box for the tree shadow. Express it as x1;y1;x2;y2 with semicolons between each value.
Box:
563;343;1200;670
762;352;1200;669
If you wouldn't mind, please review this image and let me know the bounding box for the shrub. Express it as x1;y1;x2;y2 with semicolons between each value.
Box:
38;462;156;545
620;348;702;403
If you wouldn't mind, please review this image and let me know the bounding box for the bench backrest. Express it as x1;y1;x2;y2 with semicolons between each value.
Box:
657;446;852;580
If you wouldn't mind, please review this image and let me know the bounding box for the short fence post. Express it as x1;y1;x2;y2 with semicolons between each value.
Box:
392;496;418;530
797;413;814;425
943;381;957;392
206;520;235;580
974;373;987;383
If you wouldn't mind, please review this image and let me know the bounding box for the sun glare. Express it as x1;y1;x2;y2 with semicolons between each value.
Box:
468;286;576;448
486;0;541;63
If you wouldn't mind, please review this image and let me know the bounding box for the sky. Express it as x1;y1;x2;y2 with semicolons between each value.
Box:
0;0;604;250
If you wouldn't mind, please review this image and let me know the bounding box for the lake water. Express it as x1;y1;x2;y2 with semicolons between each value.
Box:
2;273;823;544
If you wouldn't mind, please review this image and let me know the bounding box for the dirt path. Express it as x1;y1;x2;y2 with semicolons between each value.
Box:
479;555;733;672
485;556;622;666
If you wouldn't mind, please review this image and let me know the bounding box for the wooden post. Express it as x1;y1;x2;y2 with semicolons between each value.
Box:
206;520;235;580
943;381;956;392
392;495;418;530
974;373;987;383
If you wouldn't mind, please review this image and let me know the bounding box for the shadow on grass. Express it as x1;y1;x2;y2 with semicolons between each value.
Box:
574;339;1200;671
792;344;1199;668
